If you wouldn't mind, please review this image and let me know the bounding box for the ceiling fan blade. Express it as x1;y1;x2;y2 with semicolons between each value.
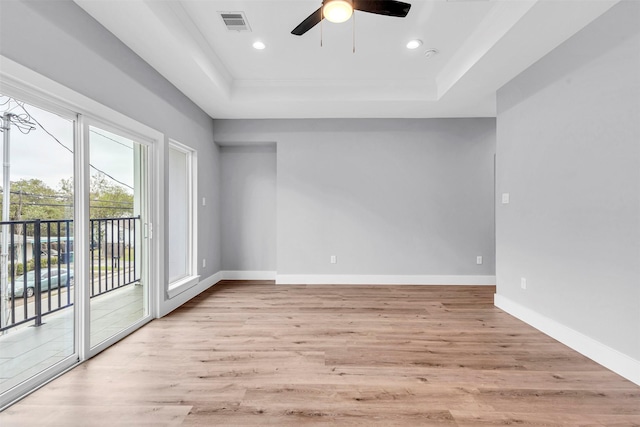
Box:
354;0;411;17
291;7;324;36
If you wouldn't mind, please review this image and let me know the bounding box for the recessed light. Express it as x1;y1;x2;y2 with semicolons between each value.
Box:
406;39;423;50
253;41;266;50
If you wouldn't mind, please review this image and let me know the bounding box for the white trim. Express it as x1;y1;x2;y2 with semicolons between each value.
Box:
221;270;277;280
275;274;496;285
494;294;640;386
163;271;276;307
76;114;90;363
166;275;200;299
159;272;221;317
167;139;198;294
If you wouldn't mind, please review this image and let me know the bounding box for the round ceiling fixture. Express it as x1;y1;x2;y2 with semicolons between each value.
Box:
406;39;423;50
253;41;266;50
323;0;354;23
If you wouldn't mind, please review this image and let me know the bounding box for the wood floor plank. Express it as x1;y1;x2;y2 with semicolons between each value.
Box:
1;282;638;426
0;404;192;427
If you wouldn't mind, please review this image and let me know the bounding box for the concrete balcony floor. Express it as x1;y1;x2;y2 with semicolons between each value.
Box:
0;284;144;394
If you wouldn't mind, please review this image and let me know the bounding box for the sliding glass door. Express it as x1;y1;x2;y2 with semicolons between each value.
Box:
0;94;78;402
86;123;149;352
0;91;154;409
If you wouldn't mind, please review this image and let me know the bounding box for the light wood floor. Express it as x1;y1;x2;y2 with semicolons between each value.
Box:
1;281;639;426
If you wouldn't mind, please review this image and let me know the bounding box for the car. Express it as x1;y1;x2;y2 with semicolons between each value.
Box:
41;249;59;257
10;268;74;298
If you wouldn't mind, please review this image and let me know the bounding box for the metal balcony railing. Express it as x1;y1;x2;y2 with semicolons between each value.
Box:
0;216;140;332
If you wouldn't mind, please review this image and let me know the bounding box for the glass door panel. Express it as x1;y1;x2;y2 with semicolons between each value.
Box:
88;125;148;349
0;94;76;398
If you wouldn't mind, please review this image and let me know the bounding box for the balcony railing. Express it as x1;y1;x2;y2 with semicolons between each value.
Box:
0;216;140;332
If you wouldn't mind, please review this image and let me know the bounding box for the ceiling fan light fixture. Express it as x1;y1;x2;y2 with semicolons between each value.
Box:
323;0;353;24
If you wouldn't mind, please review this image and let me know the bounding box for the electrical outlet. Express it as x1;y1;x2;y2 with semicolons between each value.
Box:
202;259;206;268
521;277;527;290
502;193;510;204
476;256;483;265
330;255;337;264
202;197;206;206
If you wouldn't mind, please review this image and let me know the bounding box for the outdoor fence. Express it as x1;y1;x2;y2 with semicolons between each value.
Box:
0;216;140;332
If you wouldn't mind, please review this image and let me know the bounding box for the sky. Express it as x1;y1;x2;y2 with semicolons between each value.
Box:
0;94;135;194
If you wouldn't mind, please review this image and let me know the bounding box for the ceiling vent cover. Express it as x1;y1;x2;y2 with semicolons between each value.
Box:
220;12;251;32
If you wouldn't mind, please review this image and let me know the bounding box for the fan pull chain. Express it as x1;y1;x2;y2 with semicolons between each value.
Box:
320;8;323;47
352;11;356;53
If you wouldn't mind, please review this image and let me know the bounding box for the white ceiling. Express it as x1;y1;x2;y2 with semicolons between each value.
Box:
74;0;618;119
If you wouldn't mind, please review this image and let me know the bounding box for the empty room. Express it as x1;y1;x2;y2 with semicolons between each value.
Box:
0;0;638;425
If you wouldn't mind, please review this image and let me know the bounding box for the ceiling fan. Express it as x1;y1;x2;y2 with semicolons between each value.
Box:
291;0;412;36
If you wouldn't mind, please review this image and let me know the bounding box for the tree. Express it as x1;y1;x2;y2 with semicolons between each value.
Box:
89;173;134;219
0;179;70;221
0;174;133;223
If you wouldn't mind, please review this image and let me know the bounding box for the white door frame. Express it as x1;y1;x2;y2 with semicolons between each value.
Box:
80;116;156;358
0;56;164;407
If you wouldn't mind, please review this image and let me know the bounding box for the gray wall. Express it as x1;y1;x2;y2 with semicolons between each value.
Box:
496;1;640;360
220;145;277;271
0;1;221;295
214;119;496;277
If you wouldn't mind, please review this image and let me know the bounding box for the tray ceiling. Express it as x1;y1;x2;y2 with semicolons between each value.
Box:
74;0;618;118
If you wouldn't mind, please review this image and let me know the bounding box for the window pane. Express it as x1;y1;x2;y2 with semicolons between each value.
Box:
0;94;76;397
168;147;189;283
88;125;147;348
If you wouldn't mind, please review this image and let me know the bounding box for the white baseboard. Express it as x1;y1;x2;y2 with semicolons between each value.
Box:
275;274;496;285
160;271;275;316
220;270;277;280
159;272;221;317
494;294;640;386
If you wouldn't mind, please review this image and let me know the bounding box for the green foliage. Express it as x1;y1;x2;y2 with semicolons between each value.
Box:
13;256;59;276
89;173;134;219
0;179;71;221
0;174;134;223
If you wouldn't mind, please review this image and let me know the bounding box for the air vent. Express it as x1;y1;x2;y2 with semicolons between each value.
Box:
220;12;251;32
